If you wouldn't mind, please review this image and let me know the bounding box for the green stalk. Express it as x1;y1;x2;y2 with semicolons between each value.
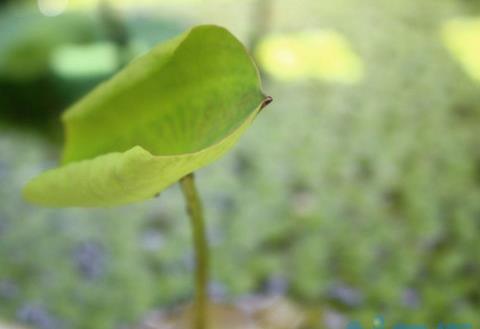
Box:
180;173;209;329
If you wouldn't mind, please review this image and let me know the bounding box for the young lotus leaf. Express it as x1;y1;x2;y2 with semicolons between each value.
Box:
23;25;270;207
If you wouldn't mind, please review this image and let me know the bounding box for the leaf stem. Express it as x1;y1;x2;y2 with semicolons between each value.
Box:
180;173;209;329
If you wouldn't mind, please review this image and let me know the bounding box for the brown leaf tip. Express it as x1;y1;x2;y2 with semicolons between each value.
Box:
260;96;273;110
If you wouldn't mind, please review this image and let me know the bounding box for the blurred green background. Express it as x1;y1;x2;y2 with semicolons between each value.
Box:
1;0;480;328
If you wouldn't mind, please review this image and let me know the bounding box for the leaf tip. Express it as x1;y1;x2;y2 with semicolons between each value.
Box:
21;180;37;205
22;175;55;207
260;95;273;110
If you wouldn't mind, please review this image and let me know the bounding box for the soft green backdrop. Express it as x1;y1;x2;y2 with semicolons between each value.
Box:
1;0;479;328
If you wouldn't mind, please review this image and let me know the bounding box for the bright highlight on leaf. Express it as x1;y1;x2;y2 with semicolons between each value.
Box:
23;25;270;208
256;30;364;83
442;17;480;82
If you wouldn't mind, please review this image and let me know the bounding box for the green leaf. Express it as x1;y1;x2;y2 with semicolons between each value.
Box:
23;25;270;207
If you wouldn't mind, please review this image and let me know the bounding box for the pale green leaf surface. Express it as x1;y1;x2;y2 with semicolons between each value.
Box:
23;25;269;207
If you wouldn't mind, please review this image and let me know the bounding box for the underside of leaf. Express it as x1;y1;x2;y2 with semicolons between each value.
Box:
23;25;270;207
62;25;265;162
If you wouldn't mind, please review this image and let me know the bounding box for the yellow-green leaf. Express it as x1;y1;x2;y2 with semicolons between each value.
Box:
23;25;270;207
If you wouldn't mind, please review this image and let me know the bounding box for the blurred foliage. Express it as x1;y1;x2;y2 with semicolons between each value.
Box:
0;7;99;135
0;8;97;80
1;0;480;329
0;3;183;136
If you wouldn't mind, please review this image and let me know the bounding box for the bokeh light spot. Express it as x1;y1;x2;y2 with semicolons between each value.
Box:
256;30;364;84
442;17;480;82
37;0;69;17
51;43;118;78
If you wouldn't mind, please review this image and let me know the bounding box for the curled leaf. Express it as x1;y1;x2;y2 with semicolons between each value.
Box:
24;25;270;207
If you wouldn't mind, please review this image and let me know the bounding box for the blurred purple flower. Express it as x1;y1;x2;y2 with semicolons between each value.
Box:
328;282;364;307
324;309;348;329
264;275;289;296
208;281;227;301
402;288;421;308
72;241;106;280
0;279;18;300
17;304;60;329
